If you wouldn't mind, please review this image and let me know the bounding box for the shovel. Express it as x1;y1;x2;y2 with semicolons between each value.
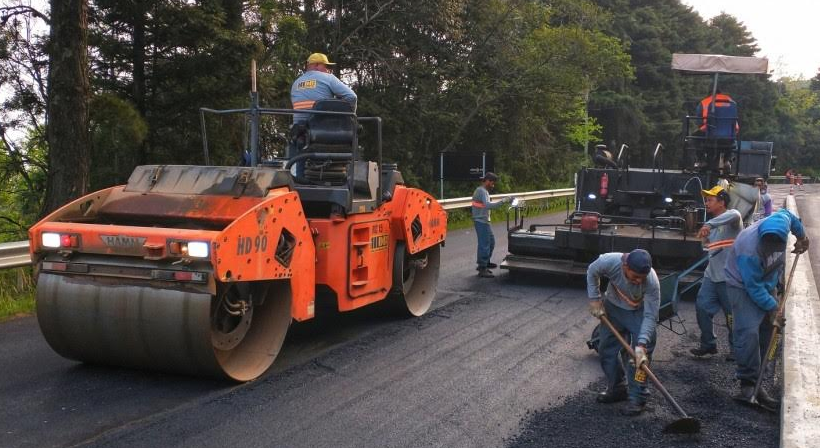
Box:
599;315;701;434
749;252;801;409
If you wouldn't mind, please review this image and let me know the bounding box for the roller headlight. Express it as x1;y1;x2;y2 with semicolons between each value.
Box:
186;242;209;258
42;232;61;248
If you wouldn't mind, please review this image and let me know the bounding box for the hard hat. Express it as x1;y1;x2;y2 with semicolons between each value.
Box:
306;53;336;65
701;185;725;196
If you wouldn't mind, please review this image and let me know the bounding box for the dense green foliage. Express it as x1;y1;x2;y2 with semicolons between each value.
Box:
1;0;819;240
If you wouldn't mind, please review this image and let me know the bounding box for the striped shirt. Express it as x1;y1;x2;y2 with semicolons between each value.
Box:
703;209;743;282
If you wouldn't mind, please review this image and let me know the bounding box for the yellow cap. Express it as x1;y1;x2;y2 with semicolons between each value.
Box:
701;185;725;197
306;53;336;65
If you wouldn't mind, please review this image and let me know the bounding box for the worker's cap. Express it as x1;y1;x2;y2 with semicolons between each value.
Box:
306;53;336;65
759;211;791;242
625;249;652;275
701;185;725;197
481;172;498;182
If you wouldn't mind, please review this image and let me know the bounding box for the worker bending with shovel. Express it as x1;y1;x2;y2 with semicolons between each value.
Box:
587;249;660;416
724;209;809;411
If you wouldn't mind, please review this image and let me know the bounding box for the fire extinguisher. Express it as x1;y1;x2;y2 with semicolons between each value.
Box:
599;172;609;198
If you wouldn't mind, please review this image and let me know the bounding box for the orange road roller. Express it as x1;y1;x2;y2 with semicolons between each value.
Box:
28;93;446;381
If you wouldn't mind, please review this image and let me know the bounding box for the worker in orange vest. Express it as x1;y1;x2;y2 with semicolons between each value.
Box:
695;90;739;137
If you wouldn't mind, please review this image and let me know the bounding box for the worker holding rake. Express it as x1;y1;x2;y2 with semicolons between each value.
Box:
587;249;661;416
724;209;809;411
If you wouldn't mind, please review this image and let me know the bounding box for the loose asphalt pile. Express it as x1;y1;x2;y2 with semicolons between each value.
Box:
508;303;779;448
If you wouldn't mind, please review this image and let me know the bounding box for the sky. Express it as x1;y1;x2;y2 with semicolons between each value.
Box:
682;0;820;79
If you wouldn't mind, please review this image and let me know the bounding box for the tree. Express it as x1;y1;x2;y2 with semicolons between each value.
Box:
43;0;90;214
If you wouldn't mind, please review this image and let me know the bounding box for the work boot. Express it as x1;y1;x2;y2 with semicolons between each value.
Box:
732;381;756;405
487;262;498;269
619;400;645;416
689;346;718;357
596;387;628;404
477;269;495;278
756;388;780;412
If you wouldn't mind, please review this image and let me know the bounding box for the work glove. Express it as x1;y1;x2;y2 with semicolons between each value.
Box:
793;236;810;254
588;299;605;318
502;196;513;204
633;345;649;369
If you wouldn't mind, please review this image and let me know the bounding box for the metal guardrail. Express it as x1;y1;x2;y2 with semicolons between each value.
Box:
768;175;816;184
438;188;574;210
0;188;576;270
0;241;31;270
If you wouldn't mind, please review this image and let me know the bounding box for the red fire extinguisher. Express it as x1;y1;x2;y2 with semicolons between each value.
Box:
599;172;609;198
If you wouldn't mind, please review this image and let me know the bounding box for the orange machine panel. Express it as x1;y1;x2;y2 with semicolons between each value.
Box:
214;190;316;321
311;208;394;313
347;219;391;299
390;186;447;255
31;222;221;259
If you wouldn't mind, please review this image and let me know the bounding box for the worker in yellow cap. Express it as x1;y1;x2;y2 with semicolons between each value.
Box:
690;185;743;360
290;52;357;124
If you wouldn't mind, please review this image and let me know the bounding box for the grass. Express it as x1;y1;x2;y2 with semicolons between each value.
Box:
446;196;571;231
0;268;36;322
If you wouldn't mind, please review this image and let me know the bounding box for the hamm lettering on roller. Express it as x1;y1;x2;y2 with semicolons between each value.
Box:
100;235;147;249
371;234;389;252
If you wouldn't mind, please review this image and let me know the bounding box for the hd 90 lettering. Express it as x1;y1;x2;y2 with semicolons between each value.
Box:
236;235;268;256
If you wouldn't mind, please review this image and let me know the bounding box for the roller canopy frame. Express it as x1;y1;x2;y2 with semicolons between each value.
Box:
671;54;769;74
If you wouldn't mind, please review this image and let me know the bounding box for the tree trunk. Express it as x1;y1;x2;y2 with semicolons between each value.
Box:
132;0;147;164
132;0;146;115
43;0;90;215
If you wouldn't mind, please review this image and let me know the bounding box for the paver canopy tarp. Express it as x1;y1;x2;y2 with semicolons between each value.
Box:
671;54;769;74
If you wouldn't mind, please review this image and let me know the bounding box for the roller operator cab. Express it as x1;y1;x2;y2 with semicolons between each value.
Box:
502;54;773;278
28;89;447;382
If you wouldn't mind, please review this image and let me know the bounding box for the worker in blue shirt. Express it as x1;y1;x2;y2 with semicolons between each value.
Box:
288;52;357;174
587;249;661;416
690;186;743;359
471;172;510;278
724;209;809;410
291;53;357;124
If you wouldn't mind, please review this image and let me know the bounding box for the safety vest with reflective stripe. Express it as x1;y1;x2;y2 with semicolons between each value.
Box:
697;93;739;132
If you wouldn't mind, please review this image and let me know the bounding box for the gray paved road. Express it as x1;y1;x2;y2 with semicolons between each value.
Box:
2;209;599;448
6;186;809;448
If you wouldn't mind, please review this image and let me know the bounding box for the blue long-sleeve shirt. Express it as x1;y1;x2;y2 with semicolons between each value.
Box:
291;70;357;123
725;209;805;311
702;209;743;282
586;252;661;345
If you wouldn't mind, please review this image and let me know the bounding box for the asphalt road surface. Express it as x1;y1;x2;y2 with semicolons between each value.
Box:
1;187;809;448
510;183;811;448
3;209;596;448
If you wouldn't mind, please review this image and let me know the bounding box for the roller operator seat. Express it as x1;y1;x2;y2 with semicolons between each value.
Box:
304;99;356;152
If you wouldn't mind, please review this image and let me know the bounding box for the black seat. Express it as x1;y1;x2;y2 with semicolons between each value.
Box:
306;100;356;149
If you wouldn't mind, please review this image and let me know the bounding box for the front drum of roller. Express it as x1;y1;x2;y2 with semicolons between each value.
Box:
35;273;291;382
